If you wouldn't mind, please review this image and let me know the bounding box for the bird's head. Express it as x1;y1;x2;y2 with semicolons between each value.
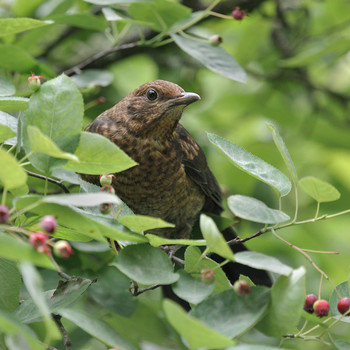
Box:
118;80;200;139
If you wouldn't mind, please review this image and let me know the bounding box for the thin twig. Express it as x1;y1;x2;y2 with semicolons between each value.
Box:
25;170;70;193
53;314;72;350
131;282;160;296
227;229;265;245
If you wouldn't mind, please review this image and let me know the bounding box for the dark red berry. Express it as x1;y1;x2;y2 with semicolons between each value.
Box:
313;299;329;318
232;7;248;21
233;280;251;297
54;240;74;259
0;205;10;223
303;294;318;313
337;297;350;316
40;215;57;234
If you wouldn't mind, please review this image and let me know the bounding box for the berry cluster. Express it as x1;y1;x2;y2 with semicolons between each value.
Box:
303;294;350;318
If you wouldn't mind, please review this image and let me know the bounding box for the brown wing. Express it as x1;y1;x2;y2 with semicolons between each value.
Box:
175;124;223;215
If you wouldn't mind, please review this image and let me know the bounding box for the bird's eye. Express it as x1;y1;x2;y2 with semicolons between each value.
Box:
146;89;158;101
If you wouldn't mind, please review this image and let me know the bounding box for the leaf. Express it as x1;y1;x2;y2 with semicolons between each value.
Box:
227;195;290;224
70;69;114;88
60;308;136;350
102;7;124;21
23;74;83;174
0;232;54;269
146;233;206;247
84;0;141;5
16;277;94;324
299;176;341;203
27;126;78;161
257;266;306;337
163;299;235;349
191;287;270;338
48;14;106;31
329;281;350;322
0;97;29;112
172;269;214;305
234;251;293;276
0;18;52;37
266;122;298;183
0;76;15;96
0;259;21;312
119;215;175;233
208;133;292;197
129;0;191;31
0;149;27;190
112;244;179;286
0;124;16;143
172;34;246;83
0;44;39;73
200;214;234;261
64;131;137;174
0;111;17;133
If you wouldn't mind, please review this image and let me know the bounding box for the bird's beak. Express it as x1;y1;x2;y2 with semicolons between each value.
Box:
171;92;201;106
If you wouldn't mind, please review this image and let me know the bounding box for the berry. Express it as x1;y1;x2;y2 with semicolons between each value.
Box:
209;34;223;46
100;202;112;214
200;268;215;282
40;215;57;234
303;294;318;313
0;205;10;223
28;71;44;91
29;232;49;249
337;297;350;316
313;299;329;318
37;244;52;256
100;184;115;195
53;240;74;259
232;7;248;21
99;174;115;186
233;280;251;296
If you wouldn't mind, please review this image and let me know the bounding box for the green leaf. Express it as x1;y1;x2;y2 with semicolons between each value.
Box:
146;233;206;247
172;269;214;305
64;131;137;174
70;69;114;88
163;299;235;349
200;214;234;261
27;125;78;162
61;308;136;350
0;76;15;96
329;281;350;322
119;215;175;233
191;287;270;338
16;277;94;324
0;18;52;37
172;34;246;83
234;251;293;276
102;7;124;21
0;97;29;112
48;14;106;31
334;340;350;350
266;122;298;183
226;346;282;350
257;266;306;337
0;259;21;312
129;0;191;31
23;74;83;174
0;232;54;269
0;149;27;190
208;133;291;197
0;111;17;133
84;0;142;5
12;0;46;17
227;195;290;224
0;124;16;143
112;244;179;286
0;44;39;73
299;176;341;203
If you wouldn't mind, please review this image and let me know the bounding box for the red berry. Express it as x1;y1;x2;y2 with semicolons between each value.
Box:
37;244;52;256
99;174;115;186
40;215;57;234
303;294;318;313
200;268;215;282
232;7;248;21
53;240;74;259
29;232;49;249
0;205;10;223
233;280;251;297
313;299;329;318
337;297;350;316
28;71;44;91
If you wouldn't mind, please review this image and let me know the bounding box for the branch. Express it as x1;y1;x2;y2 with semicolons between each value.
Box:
25;170;70;193
53;314;72;350
227;229;265;246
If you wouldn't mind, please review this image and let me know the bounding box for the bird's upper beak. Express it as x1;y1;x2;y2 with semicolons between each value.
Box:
171;92;201;106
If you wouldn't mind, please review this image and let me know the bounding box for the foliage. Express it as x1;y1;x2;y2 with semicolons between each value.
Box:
0;0;350;349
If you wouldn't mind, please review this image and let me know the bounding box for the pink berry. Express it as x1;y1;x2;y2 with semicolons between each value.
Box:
200;268;215;282
233;281;251;297
29;232;49;249
54;240;74;259
0;205;10;223
232;7;248;21
99;174;115;186
337;297;350;316
37;244;52;256
313;299;329;318
303;294;318;313
40;215;57;234
100;184;115;194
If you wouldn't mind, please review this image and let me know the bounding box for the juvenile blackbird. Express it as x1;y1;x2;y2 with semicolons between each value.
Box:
82;80;271;286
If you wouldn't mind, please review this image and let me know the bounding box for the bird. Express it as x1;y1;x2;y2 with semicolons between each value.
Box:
81;80;271;286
